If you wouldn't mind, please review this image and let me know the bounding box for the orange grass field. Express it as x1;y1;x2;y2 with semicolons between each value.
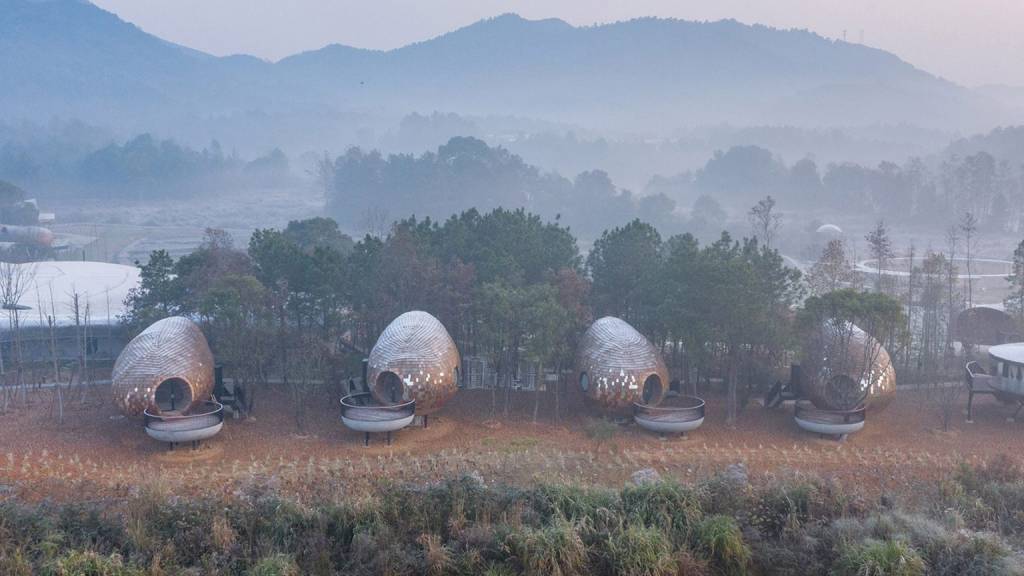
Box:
0;385;1020;503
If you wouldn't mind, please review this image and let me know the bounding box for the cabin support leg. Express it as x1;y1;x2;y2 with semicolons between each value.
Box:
387;431;392;446
966;391;975;423
423;415;429;429
364;432;370;446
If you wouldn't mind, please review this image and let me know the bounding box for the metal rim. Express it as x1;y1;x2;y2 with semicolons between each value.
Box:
144;400;223;423
633;395;705;412
794;400;865;424
341;392;415;413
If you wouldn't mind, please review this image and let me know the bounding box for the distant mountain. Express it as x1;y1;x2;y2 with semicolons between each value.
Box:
0;1;1013;143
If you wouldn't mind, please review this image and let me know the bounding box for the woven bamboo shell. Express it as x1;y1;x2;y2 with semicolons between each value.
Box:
804;322;896;412
367;311;460;416
112;316;214;416
576;316;669;412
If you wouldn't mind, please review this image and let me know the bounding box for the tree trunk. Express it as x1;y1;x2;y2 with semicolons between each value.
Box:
726;348;738;426
553;361;561;424
532;364;540;423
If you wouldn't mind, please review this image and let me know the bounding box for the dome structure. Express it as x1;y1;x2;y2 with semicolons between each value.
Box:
576;316;668;412
954;306;1019;347
367;311;460;416
816;223;843;235
112;316;214;416
803;322;896;412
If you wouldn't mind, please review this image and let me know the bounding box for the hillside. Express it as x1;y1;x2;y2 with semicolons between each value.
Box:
0;2;1011;141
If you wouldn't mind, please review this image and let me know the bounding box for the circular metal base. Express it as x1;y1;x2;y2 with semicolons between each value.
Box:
794;401;865;436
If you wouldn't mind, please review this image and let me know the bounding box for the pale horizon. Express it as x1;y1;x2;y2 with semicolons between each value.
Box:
90;0;1024;88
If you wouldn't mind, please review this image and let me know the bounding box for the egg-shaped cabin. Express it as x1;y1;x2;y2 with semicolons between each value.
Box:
576;316;668;413
367;311;460;418
803;322;896;412
112;316;215;417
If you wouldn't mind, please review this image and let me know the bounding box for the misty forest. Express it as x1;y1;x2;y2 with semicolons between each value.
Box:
3;1;1024;575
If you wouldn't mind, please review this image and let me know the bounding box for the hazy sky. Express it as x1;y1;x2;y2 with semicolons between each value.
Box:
91;0;1024;87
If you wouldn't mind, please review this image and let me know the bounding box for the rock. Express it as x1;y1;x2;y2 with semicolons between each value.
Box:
631;467;662;486
724;462;748;486
464;470;485;487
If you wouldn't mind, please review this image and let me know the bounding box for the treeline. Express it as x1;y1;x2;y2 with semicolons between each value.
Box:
0;122;292;200
2;459;1023;575
325;133;1024;243
325;137;683;240
655;142;1024;231
123;209;917;428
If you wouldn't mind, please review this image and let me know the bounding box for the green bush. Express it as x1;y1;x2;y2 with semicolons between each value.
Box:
602;523;677;576
698;473;750;518
249;553;300;576
751;483;813;539
45;550;144;576
505;516;587;576
621;481;703;544
834;539;926;576
529;484;618;529
0;472;1021;575
0;549;33;576
694;514;750;576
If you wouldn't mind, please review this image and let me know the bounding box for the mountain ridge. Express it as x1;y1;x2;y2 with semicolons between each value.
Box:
0;1;1011;143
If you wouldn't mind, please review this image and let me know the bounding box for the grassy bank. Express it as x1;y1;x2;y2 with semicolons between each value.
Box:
2;457;1024;575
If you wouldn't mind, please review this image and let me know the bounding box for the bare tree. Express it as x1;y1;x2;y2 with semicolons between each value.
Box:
903;243;916;373
932;378;962;432
865;220;894;294
807;239;856;295
960;212;979;308
307;151;335;205
944;226;961;359
748;195;782;249
0;261;36;410
360;206;391;239
289;335;325;433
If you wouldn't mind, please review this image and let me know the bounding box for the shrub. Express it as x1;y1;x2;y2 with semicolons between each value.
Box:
249;553;300;576
378;476;496;540
966;454;1022;487
834;539;926;576
0;502;56;556
482;563;517;576
418;533;453;576
694;514;750;576
529;484;618;530
748;537;826;576
602;523;677;576
621;481;703;544
674;549;712;576
583;418;619;442
505;516;587;576
55;503;127;555
888;514;1019;576
46;550;144;576
750;483;813;539
699;474;750;518
0;549;33;576
344;526;421;576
